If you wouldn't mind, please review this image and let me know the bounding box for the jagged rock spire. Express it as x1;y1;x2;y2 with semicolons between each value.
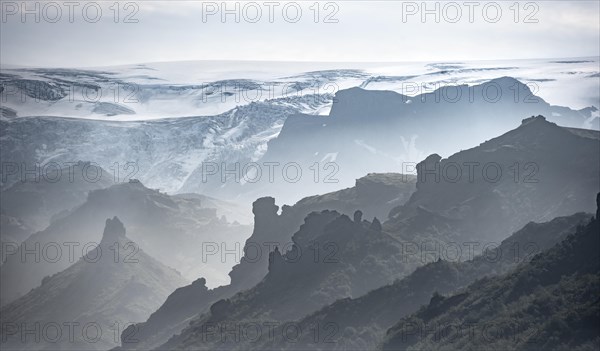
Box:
354;210;363;224
252;197;279;229
521;115;547;125
370;217;382;231
102;216;126;243
268;246;284;272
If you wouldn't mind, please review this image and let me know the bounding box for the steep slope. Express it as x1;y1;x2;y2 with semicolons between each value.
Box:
117;175;416;350
158;210;423;350
387;115;599;244
0;161;114;243
0;217;188;351
382;197;600;351
255;211;590;351
0;181;250;306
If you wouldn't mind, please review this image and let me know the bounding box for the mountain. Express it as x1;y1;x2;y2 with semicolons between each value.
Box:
115;198;286;351
3;72;597;206
2;59;598;351
228;173;416;293
254;211;590;351
2;60;597;121
155;116;597;350
0;161;114;244
0;181;250;306
0;217;188;351
258;78;597;192
386;115;599;244
157;209;425;350
116;174;416;350
382;197;600;351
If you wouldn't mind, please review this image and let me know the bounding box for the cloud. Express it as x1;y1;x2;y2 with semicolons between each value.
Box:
1;1;598;67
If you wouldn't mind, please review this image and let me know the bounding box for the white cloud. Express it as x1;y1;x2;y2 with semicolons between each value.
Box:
1;1;598;67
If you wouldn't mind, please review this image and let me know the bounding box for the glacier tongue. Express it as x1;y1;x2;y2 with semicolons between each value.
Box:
0;94;333;196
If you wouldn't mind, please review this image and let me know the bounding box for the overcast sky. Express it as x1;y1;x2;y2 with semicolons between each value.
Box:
1;1;599;67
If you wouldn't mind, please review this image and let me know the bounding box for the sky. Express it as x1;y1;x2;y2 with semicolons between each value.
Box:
1;0;599;67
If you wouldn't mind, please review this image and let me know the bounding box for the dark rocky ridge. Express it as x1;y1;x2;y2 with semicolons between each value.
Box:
382;196;600;351
117;173;416;350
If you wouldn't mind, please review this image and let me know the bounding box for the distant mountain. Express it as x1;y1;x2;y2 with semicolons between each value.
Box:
2;60;597;121
0;161;114;243
3;75;596;205
116;173;416;351
382;197;600;351
256;78;598;199
255;211;590;351
0;217;188;351
0;181;250;306
386;115;599;244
